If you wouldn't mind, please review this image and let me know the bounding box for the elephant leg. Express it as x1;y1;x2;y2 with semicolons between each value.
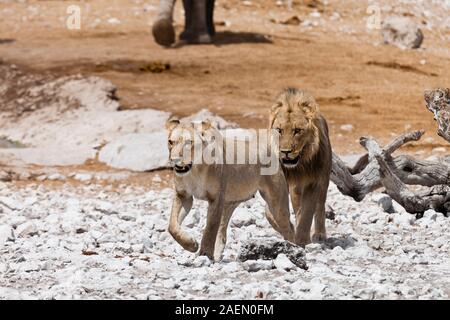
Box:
180;0;211;44
180;0;194;41
206;0;216;36
152;0;176;47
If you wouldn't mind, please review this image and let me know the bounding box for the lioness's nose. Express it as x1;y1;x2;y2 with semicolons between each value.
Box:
170;157;182;165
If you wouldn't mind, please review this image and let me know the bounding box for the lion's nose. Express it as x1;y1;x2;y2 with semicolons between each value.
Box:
280;149;292;156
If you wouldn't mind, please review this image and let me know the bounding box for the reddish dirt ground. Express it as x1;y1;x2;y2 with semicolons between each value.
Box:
1;0;449;157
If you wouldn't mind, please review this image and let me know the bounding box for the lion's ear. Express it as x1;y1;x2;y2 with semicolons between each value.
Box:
269;102;282;128
165;117;180;131
270;102;282;113
302;101;319;119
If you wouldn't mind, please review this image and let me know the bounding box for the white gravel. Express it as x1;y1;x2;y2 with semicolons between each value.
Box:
0;181;448;300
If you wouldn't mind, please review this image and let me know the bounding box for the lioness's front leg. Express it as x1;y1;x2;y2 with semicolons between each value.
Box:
260;176;295;243
198;199;222;260
168;193;198;252
214;203;238;261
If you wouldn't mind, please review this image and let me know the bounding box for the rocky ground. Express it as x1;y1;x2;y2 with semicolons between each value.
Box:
1;0;450;300
0;180;448;299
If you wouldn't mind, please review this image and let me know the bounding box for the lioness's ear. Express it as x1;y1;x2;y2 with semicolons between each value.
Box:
165;117;180;131
200;120;213;131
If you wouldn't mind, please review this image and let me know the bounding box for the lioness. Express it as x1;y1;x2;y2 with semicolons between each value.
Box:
269;88;332;245
166;119;295;260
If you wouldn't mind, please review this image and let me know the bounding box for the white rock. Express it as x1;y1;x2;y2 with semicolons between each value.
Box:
74;173;92;182
339;124;354;132
243;260;273;272
393;213;415;227
0;225;15;246
305;243;322;252
107;17;121;25
181;109;237;130
274;254;296;272
231;207;255;227
0;197;24;211
371;193;393;213
381;16;423;49
192;256;211;267
47;173;66;181
16;222;38;238
99;132;169;172
423;210;438;221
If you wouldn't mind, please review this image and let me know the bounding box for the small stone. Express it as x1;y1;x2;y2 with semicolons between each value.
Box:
132;243;144;253
393;213;415;227
0;197;24;211
371;193;394;213
0;225;15;246
340;124;354;132
243;260;273;272
381;16;423;49
94;201;118;215
231;208;255;227
16;222;38;237
305;243;322;252
423;210;438;221
274;254;296;272
119;213;136;221
192;256;211;267
47;173;66;181
74;173;92;182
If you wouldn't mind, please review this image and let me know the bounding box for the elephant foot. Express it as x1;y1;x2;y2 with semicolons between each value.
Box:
179;32;212;44
152;18;175;47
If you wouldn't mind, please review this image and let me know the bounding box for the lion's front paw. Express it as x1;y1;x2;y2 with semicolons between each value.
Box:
295;235;311;247
184;239;199;253
312;233;327;243
198;247;215;261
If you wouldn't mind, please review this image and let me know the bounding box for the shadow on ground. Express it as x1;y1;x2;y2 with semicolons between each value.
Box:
213;31;272;45
0;39;15;45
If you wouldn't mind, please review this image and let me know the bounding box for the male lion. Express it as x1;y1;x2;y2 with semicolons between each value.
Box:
166;119;295;260
269;88;332;245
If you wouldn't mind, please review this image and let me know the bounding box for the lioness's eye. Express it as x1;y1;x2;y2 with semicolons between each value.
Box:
168;140;173;147
294;128;303;135
276;128;283;134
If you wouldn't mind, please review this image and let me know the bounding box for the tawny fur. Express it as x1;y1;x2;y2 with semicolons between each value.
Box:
269;88;332;245
166;119;295;261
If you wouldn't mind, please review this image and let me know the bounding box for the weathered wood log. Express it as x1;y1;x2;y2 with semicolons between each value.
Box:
360;136;450;215
330;130;450;201
331;88;450;214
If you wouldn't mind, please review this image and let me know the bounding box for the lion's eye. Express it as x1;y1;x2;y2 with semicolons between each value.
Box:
294;128;303;135
276;128;283;134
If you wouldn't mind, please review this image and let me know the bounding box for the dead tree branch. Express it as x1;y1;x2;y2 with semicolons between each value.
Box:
331;88;450;215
